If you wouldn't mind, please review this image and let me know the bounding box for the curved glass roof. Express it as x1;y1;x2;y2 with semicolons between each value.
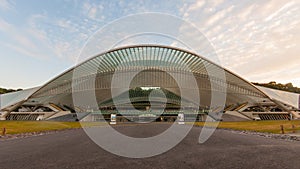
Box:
2;45;276;111
30;45;267;99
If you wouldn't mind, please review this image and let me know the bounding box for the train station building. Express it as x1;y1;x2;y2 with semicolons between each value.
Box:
1;45;299;121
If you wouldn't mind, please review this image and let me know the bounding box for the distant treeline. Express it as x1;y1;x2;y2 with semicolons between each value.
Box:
1;81;299;95
253;81;300;94
0;88;23;94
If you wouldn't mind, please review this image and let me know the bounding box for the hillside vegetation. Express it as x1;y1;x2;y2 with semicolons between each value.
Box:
253;81;300;94
0;88;22;94
0;81;299;94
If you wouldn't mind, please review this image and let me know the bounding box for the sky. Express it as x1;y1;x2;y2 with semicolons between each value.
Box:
0;0;299;89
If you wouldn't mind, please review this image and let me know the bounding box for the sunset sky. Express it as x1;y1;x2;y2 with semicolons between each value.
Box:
0;0;299;89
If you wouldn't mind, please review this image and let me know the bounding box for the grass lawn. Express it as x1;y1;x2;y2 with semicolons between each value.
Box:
0;121;83;135
1;120;300;135
0;121;110;135
194;120;300;134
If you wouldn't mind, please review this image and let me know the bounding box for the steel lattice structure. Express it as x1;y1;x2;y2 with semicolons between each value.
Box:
1;45;299;121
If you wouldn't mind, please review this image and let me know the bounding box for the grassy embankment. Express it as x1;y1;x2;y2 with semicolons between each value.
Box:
0;121;107;135
0;120;299;135
194;120;300;134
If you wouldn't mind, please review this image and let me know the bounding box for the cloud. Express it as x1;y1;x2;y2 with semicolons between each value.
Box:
0;15;61;61
204;5;234;28
186;1;205;12
19;13;95;63
82;1;105;21
264;1;295;21
0;19;42;59
0;41;46;59
55;19;78;33
0;0;14;11
0;18;12;31
178;0;300;86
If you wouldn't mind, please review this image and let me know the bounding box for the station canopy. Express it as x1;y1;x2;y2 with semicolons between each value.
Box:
1;45;285;112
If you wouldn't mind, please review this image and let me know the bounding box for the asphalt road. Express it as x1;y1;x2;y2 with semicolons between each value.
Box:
0;124;300;169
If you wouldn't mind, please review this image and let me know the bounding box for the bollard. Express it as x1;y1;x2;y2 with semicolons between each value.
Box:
2;127;6;136
280;125;284;134
292;125;296;133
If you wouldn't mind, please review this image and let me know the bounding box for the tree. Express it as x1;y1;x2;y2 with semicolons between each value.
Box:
253;82;300;94
0;87;23;94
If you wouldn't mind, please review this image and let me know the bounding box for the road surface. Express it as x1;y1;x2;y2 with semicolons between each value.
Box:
0;124;299;169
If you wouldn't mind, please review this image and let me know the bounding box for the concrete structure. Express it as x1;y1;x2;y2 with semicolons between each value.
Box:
0;45;299;121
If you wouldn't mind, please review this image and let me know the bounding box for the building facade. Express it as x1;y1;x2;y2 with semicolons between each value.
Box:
1;45;299;121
